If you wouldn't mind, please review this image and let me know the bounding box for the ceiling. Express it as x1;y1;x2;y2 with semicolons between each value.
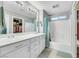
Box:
29;1;73;16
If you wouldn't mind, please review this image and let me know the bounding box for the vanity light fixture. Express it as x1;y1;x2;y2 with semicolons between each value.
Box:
15;1;23;6
31;9;35;14
31;9;33;13
15;1;37;15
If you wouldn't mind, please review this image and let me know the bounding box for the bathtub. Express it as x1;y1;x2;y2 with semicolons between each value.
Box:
50;42;72;54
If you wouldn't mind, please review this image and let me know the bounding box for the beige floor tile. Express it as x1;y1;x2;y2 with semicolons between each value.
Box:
38;48;72;58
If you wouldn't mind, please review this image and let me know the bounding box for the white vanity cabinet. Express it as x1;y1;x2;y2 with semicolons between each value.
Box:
0;33;45;58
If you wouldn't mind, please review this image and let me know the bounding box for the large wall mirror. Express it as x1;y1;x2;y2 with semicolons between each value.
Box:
0;1;38;35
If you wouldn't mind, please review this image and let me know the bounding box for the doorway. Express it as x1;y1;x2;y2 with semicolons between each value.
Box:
77;10;79;58
76;2;79;58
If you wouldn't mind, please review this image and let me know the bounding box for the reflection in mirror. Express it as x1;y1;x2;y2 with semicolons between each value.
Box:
2;1;38;34
24;17;36;32
13;17;22;33
0;1;7;34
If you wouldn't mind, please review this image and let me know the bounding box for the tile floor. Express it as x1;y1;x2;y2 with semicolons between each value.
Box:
38;48;72;58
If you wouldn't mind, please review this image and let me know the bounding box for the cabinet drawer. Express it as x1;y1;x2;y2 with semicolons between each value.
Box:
3;46;30;58
30;37;39;43
0;40;30;56
19;40;30;47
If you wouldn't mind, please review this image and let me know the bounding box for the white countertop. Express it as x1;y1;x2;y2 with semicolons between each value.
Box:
0;33;45;47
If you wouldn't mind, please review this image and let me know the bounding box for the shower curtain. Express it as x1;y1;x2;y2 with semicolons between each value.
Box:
43;16;50;48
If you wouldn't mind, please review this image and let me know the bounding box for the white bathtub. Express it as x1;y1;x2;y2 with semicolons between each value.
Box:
50;42;72;54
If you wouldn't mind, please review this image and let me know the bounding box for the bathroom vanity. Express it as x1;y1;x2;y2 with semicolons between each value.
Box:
0;33;45;58
0;1;45;58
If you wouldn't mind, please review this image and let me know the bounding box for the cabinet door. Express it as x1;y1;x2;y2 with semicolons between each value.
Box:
5;46;30;58
40;35;45;53
30;38;40;58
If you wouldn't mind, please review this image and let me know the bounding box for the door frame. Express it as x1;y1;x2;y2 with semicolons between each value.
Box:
71;1;78;58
